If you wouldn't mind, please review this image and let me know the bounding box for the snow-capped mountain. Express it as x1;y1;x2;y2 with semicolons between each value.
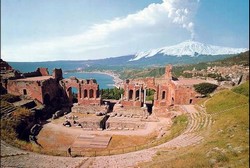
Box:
129;40;248;61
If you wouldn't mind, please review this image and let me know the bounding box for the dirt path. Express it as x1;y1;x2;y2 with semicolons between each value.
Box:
1;105;211;168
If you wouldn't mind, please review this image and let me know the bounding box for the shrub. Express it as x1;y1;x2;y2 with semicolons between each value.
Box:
194;83;218;95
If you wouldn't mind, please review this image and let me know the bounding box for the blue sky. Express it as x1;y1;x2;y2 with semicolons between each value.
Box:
1;0;249;62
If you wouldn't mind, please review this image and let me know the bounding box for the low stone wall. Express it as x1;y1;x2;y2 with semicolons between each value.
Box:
106;117;146;130
71;104;108;114
78;115;108;130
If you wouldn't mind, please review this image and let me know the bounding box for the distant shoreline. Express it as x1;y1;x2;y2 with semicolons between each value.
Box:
64;70;123;88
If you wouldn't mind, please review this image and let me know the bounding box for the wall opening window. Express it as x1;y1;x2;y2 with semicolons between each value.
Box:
23;89;27;95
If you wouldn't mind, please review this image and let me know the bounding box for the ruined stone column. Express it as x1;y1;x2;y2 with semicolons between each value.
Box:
79;87;82;99
127;85;129;100
143;88;147;107
94;89;96;99
139;86;142;101
133;88;136;101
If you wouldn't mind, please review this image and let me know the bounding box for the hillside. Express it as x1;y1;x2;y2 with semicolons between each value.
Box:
120;51;249;79
140;82;249;167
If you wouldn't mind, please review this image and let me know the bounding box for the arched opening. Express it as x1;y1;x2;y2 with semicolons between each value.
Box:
129;90;133;100
135;90;140;100
145;89;156;114
171;97;175;105
89;89;94;98
43;93;51;105
84;89;88;98
23;89;27;95
68;87;78;103
162;91;166;99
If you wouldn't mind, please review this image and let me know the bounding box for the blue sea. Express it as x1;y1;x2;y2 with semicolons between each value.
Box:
8;62;115;89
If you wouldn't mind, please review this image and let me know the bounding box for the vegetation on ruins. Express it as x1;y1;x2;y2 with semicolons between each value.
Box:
0;94;35;143
100;88;124;100
146;89;155;101
1;93;21;103
139;81;249;168
193;82;218;96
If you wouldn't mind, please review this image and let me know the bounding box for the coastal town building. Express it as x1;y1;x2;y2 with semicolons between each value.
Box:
183;65;249;86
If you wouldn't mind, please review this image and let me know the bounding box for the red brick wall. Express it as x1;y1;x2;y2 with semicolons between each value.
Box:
7;80;43;103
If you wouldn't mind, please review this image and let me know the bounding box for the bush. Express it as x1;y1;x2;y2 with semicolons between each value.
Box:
100;88;124;100
1;94;21;103
194;83;218;95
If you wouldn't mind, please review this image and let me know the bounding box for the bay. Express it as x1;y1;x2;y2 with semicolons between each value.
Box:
8;62;115;89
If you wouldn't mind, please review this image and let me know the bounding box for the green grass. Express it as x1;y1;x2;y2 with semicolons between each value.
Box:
205;90;248;114
232;81;249;97
140;87;249;168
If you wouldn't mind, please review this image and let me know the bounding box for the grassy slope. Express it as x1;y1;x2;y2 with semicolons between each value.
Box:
140;81;249;168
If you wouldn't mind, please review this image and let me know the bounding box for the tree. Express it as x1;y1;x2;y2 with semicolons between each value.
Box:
100;88;124;100
194;83;218;95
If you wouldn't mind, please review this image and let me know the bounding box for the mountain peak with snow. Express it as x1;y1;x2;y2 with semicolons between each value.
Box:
129;40;248;61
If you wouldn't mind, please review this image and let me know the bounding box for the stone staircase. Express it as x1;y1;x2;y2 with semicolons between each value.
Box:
1;140;29;157
0;102;16;118
156;105;212;149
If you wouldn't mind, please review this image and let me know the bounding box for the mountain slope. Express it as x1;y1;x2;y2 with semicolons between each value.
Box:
120;51;249;79
130;40;248;61
9;41;249;72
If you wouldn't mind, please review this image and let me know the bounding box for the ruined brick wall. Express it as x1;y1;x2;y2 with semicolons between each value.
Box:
6;77;62;104
121;64;203;113
61;77;101;106
165;65;172;80
52;68;63;81
172;85;200;105
7;80;43;103
38;68;49;76
22;68;49;78
41;78;62;104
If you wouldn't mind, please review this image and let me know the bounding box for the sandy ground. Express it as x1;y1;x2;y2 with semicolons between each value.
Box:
36;115;171;151
42;116;171;136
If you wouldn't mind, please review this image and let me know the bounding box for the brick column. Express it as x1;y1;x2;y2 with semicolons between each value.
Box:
139;86;142;101
143;88;146;107
133;88;136;101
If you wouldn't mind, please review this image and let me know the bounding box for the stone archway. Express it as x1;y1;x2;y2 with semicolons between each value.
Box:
135;90;140;100
84;89;88;98
144;88;156;115
89;89;94;98
67;87;79;104
129;90;133;100
162;91;166;99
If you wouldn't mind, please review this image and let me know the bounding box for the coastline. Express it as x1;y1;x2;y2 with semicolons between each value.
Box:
64;70;123;88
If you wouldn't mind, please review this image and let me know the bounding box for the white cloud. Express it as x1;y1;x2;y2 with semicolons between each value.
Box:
2;0;199;62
